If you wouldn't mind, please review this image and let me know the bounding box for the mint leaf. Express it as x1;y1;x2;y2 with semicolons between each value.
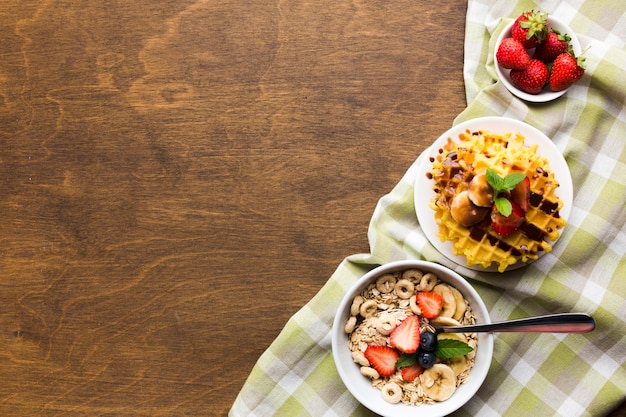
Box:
396;353;418;368
486;168;504;191
486;168;526;218
494;196;512;217
434;338;474;359
487;168;525;193
502;172;526;191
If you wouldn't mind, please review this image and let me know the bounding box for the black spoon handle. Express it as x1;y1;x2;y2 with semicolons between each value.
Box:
437;313;595;334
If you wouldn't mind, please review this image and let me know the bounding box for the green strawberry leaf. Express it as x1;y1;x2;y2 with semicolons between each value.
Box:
435;338;474;359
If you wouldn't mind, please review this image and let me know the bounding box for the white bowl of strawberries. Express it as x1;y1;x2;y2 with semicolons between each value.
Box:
332;260;493;417
495;10;583;102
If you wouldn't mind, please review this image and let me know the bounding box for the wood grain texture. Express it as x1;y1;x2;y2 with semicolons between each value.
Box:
1;1;623;416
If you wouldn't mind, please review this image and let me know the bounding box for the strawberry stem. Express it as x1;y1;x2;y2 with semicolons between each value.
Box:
518;10;548;42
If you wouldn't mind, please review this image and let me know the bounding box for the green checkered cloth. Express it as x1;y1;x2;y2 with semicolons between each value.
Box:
230;0;626;415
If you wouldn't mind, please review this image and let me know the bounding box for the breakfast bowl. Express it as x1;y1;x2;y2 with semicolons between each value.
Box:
331;260;493;417
494;15;582;102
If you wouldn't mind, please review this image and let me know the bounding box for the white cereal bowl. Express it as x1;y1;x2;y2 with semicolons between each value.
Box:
494;15;582;102
331;260;494;417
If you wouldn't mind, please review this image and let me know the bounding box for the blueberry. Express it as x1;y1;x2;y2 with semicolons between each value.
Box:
420;331;438;352
417;351;437;369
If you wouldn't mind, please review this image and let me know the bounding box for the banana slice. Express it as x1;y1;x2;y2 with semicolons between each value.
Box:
437;332;467;343
445;355;469;377
433;284;457;318
466;336;478;361
429;316;460;327
419;363;457;402
449;285;467;322
437;333;471;377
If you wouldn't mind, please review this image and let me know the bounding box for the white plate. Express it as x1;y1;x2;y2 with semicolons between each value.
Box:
494;16;582;102
414;117;573;272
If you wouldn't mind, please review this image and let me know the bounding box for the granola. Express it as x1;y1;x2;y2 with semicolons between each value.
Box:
345;268;478;405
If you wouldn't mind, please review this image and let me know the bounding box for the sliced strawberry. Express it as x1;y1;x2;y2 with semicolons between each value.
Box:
364;345;400;377
401;363;424;382
491;199;525;236
415;292;443;319
511;175;530;212
390;315;420;353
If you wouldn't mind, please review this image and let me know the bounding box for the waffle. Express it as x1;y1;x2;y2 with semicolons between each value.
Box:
426;129;567;272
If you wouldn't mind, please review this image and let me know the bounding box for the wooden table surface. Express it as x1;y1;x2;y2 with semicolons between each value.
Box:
1;1;623;416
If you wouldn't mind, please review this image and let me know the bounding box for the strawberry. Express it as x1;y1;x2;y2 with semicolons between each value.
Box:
491;199;525;236
510;175;531;212
548;51;586;92
401;363;424;382
534;29;571;62
415;292;443;319
364;345;400;377
390;315;420;353
510;59;549;94
511;10;548;49
496;38;530;69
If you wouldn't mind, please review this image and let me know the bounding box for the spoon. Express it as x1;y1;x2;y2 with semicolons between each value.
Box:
435;313;595;334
